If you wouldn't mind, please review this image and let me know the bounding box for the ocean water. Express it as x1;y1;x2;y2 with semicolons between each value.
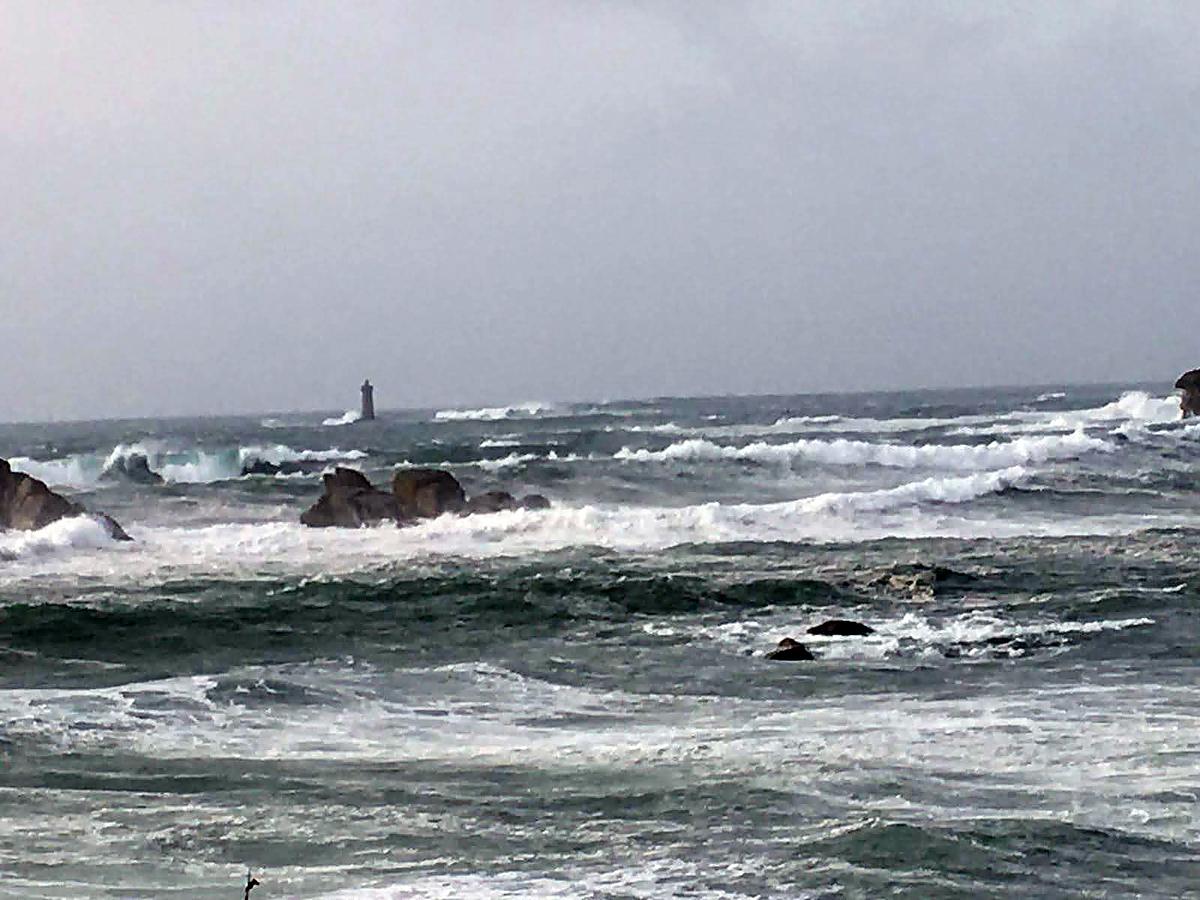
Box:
1;384;1197;899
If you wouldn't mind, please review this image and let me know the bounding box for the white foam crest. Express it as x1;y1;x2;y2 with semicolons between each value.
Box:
369;467;1029;553
322;409;362;427
238;445;367;465
10;443;367;487
0;516;120;561
950;392;1180;437
649;392;1178;442
434;401;557;422
471;452;542;472
1086;391;1180;423
1036;391;1067;402
100;441;158;473
479;436;521;448
615;429;1110;471
5;455;98;488
161;445;366;483
0;469;1028;583
691;608;1156;666
804;611;1154;661
469;450;583;471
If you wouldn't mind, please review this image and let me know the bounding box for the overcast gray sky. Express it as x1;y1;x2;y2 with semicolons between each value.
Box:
2;1;1197;421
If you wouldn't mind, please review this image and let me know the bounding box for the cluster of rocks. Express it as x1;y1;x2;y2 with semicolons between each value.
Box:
300;466;549;528
766;619;875;661
0;458;131;541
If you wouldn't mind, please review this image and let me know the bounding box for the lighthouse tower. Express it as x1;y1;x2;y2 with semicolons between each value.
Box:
360;380;376;421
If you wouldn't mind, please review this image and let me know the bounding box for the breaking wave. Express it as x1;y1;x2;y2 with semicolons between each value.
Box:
0;516;122;562
434;402;558;422
322;409;362;427
7;443;367;487
615;429;1110;471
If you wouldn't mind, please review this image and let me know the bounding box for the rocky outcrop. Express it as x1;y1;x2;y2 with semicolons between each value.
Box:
392;468;466;519
807;619;874;637
1175;369;1200;418
100;452;163;485
765;638;815;661
301;466;552;528
300;467;404;528
0;458;131;541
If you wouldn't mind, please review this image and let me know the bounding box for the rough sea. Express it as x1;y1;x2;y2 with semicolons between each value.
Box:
1;384;1197;899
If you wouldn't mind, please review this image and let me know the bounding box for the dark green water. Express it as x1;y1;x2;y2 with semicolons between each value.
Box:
1;385;1197;897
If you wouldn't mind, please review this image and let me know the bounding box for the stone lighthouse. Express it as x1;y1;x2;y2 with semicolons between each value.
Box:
360;379;376;421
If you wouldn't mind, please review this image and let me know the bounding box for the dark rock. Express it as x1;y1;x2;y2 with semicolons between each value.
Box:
0;458;132;541
520;493;551;510
392;468;465;519
92;513;133;542
240;458;324;477
765;638;815;661
807;619;874;637
241;459;282;477
465;490;519;514
100;452;163;485
326;467;373;492
1175;369;1200;418
300;466;403;528
863;562;976;600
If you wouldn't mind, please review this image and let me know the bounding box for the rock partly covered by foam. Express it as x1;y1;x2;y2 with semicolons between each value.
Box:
240;458;327;478
100;452;163;485
392;468;467;519
1175;369;1200;418
300;466;551;528
0;458;132;541
300;467;404;528
765;638;815;661
464;490;519;515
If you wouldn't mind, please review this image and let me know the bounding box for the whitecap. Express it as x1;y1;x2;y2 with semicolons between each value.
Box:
434;401;557;422
322;409;362;427
0;516;121;561
614;429;1110;471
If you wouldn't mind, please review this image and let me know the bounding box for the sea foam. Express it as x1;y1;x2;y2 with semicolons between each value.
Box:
615;429;1110;471
7;443;367;487
322;409;363;427
0;515;121;562
434;401;557;422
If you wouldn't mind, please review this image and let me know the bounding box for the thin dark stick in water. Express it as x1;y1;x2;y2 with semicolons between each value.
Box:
244;871;260;899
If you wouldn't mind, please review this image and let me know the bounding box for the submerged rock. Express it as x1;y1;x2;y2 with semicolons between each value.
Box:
392;468;466;519
1175;369;1200;418
807;619;874;637
765;638;815;661
520;493;551;510
300;467;403;528
100;452;163;485
0;458;132;541
464;490;519;514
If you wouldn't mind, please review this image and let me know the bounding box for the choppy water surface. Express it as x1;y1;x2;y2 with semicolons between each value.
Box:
1;384;1197;898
